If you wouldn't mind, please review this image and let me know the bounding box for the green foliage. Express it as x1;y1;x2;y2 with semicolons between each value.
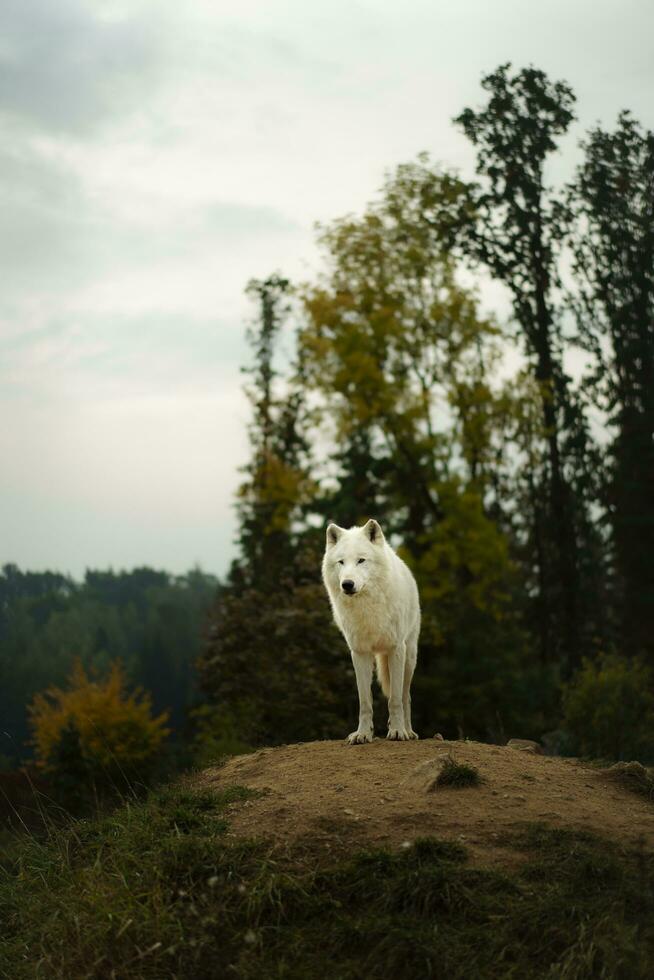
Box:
415;480;513;625
3;788;654;979
410;480;557;742
562;655;654;762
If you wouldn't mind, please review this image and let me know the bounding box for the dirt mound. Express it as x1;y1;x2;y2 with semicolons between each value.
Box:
199;739;654;867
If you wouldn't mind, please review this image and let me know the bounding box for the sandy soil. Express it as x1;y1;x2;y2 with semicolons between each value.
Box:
198;739;654;868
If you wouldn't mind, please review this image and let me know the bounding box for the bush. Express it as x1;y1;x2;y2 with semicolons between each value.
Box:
29;660;170;802
562;654;654;762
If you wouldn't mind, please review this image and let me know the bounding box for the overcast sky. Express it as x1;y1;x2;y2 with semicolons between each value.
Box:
2;0;653;579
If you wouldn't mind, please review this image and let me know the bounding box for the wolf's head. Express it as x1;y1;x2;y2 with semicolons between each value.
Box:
323;518;386;598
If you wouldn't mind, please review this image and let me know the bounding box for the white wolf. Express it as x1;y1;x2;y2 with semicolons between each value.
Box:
322;518;420;743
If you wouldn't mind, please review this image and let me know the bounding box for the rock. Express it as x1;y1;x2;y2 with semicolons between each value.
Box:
604;761;648;778
432;733;445;741
507;739;543;755
600;761;652;794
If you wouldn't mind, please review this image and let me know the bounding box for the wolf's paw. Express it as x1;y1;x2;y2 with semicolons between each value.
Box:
387;727;410;741
347;730;374;745
407;729;419;740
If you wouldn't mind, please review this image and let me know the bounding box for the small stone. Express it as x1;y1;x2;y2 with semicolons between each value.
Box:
433;733;445;741
507;739;543;755
207;876;219;888
343;808;355;816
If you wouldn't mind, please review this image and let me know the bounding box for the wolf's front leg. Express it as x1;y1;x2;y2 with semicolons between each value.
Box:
387;644;409;740
347;650;374;744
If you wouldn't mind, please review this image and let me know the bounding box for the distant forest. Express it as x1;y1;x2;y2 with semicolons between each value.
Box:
0;566;217;766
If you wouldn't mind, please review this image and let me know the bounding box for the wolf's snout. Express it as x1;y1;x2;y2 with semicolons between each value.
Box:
342;579;355;594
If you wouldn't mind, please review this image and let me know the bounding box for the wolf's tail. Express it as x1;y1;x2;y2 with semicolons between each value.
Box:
375;654;390;697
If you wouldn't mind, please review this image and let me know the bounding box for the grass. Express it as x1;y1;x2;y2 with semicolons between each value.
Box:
430;755;483;789
2;780;654;978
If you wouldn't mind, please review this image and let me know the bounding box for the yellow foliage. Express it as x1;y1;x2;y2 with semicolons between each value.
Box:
29;660;170;777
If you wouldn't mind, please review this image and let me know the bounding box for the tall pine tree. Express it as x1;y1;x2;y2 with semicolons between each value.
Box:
455;64;604;671
568;113;654;658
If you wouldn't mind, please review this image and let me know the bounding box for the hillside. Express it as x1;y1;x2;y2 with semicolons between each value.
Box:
200;738;654;866
3;739;654;979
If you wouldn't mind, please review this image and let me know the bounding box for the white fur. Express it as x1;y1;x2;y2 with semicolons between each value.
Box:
322;518;421;743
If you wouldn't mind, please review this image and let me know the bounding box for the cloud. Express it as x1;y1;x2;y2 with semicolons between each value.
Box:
0;0;166;133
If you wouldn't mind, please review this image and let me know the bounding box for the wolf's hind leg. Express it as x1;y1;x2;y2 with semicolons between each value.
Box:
402;641;419;739
387;643;409;740
347;651;374;744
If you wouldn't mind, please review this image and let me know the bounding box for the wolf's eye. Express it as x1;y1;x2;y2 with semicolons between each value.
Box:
337;559;344;565
357;558;366;564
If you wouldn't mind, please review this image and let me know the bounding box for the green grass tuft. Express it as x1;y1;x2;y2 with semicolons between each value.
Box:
431;756;483;789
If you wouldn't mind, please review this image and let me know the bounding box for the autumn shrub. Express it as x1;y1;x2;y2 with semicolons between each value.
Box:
29;660;169;802
562;654;654;762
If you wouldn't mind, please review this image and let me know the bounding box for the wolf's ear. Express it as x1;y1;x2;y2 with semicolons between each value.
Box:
363;518;383;543
326;523;343;547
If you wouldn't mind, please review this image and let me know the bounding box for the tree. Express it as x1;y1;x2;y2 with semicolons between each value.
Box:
299;162;499;553
454;64;604;671
29;660;169;801
568;112;654;658
198;276;355;752
236;275;314;588
297;163;552;740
